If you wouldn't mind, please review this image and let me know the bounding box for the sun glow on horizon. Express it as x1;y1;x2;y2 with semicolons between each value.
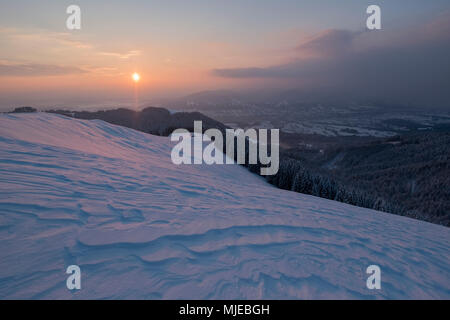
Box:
132;72;141;83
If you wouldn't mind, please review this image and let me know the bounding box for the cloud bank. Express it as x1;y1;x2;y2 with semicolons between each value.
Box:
0;62;87;77
213;13;450;108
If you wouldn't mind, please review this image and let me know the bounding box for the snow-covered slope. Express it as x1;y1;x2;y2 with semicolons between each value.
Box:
0;113;449;299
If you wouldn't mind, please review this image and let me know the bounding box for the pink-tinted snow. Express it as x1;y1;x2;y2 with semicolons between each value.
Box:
0;113;449;299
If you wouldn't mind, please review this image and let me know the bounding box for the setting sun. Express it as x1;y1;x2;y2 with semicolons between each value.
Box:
132;72;140;83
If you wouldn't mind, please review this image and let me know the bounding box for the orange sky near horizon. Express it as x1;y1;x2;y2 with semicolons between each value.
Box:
0;25;291;108
2;1;450;110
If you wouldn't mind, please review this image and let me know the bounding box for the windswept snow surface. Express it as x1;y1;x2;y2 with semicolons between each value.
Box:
0;113;449;299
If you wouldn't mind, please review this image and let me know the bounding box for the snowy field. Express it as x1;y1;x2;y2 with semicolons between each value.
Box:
0;113;449;299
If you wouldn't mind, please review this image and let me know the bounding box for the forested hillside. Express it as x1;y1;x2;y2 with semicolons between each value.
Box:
277;132;450;226
328;133;450;225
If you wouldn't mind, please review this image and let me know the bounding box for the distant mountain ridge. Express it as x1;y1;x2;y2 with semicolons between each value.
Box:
48;106;228;136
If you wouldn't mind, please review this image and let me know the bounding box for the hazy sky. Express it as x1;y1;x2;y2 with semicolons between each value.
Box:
0;0;449;110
